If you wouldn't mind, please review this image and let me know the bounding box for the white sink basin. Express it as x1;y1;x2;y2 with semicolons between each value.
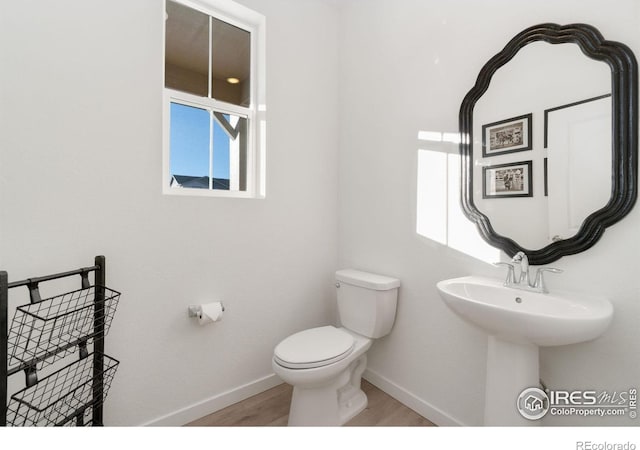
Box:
436;275;613;425
436;276;613;347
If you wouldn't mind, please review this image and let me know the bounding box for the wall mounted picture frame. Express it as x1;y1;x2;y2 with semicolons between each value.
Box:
483;160;533;199
482;113;533;157
544;157;548;197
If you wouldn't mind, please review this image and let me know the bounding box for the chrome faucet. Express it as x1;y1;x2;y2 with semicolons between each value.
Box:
494;251;563;293
511;251;530;286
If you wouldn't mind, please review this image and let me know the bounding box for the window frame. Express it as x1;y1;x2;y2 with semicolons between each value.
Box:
162;0;266;199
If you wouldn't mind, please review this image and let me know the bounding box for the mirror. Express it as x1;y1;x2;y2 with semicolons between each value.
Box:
459;23;638;265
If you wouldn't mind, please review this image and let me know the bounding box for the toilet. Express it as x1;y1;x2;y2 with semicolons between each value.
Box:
272;269;400;426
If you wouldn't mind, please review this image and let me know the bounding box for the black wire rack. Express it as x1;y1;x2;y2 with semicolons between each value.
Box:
7;286;120;371
1;256;120;426
6;352;119;426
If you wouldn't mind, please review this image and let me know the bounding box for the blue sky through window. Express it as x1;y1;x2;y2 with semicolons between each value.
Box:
170;102;231;181
213;120;231;180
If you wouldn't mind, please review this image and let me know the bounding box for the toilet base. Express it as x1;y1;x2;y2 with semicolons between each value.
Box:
337;383;368;424
287;355;368;426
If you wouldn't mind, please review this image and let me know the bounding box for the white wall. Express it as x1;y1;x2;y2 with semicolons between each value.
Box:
1;0;638;429
0;0;339;425
338;0;640;426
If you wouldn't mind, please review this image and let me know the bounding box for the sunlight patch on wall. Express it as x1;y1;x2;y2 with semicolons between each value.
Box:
417;131;501;264
417;149;448;245
445;152;500;263
417;130;461;144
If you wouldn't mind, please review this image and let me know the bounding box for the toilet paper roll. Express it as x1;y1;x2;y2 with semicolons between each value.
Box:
198;302;224;325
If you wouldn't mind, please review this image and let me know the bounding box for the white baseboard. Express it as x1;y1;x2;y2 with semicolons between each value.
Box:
140;369;465;427
140;373;283;427
363;368;466;426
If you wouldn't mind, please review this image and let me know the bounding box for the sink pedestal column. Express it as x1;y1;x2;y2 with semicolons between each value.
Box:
484;336;540;426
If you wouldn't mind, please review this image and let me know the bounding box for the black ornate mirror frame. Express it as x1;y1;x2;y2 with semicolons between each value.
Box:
459;23;638;265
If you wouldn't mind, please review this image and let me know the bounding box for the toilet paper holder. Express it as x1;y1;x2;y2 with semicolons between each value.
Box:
188;303;225;319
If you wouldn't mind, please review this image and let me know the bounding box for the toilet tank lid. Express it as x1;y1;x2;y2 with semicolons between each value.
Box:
336;269;400;290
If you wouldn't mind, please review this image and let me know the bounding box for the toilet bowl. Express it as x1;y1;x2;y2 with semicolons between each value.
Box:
272;326;372;426
272;269;400;426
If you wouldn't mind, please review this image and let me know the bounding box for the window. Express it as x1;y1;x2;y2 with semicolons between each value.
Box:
163;0;265;197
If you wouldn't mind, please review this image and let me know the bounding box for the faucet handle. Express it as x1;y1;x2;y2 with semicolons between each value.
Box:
511;251;526;262
533;267;563;293
494;262;516;285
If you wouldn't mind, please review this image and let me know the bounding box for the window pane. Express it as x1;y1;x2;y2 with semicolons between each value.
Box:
211;17;251;107
212;120;230;189
170;103;210;189
213;113;248;190
165;1;209;97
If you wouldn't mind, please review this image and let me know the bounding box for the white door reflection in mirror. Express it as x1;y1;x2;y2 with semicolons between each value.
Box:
547;96;611;241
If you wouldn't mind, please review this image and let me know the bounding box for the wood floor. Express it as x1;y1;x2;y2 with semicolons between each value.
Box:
186;380;435;427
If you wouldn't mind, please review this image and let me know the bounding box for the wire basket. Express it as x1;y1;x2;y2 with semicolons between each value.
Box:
6;353;119;426
7;286;120;370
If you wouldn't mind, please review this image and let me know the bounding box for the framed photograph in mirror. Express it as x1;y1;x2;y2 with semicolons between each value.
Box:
544;157;548;197
482;113;533;157
483;160;533;199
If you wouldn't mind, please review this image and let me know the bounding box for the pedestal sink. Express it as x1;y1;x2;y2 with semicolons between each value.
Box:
436;275;613;426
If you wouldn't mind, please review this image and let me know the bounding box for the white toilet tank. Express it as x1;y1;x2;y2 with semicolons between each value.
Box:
335;269;400;339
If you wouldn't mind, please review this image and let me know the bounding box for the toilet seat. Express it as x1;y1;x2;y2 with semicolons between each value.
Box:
274;326;355;369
